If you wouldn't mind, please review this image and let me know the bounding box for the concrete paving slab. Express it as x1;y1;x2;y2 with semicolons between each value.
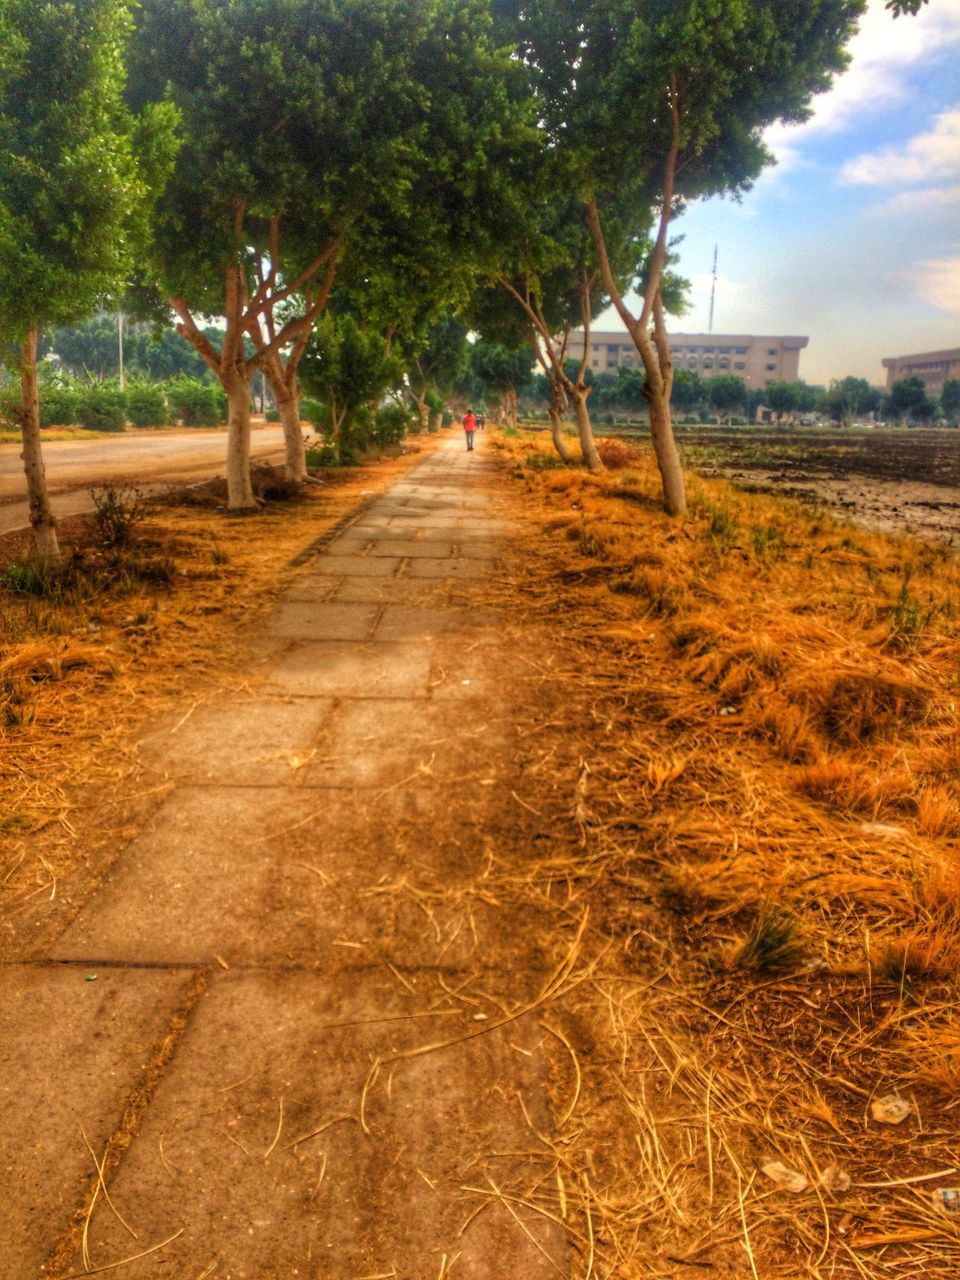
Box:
264;641;432;698
329;578;446;606
0;965;194;1278
373;604;463;642
300;697;504;788
310;555;402;577
137;697;334;785
264;600;380;641
371;539;455;558
68;972;566;1280
50;787;527;969
408;558;494;580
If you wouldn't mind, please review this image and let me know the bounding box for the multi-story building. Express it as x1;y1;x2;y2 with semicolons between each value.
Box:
566;331;809;390
882;348;960;395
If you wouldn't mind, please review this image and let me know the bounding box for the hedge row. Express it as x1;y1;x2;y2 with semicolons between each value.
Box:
0;376;228;431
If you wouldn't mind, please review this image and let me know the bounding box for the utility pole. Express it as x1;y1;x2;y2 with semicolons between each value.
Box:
708;245;718;335
118;310;125;390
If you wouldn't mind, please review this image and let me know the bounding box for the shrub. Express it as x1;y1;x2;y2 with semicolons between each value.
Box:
125;381;168;428
76;381;127;431
91;486;146;549
373;402;412;447
167;376;227;426
265;407;281;422
40;384;80;427
300;396;322;425
305;435;340;468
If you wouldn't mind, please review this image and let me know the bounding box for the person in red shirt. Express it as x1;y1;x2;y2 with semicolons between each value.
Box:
462;408;476;451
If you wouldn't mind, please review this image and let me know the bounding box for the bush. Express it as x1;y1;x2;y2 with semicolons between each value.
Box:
305;435;340;468
167;376;227;426
300;396;322;425
125;381;168;428
265;407;280;422
91;486;146;549
76;381;127;431
373;402;412;447
40;384;80;427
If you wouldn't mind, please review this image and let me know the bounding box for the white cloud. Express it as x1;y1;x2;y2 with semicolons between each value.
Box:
763;0;960;155
879;182;960;214
916;255;960;314
842;107;960;185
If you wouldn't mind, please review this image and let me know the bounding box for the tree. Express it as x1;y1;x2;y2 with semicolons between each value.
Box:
821;376;880;426
466;343;533;427
299;312;403;455
0;0;173;557
671;368;705;416
886;376;936;425
887;0;929;14
940;379;960;427
707;375;748;424
764;380;799;422
511;0;865;513
131;0;530;506
405;317;470;429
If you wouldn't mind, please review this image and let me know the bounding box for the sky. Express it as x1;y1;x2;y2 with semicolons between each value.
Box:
597;0;960;388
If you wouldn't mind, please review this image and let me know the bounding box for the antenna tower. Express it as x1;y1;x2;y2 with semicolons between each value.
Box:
708;245;718;334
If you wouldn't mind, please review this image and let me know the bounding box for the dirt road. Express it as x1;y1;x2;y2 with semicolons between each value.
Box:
0;425;286;534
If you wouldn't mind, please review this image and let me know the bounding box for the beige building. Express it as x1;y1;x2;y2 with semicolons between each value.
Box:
566;331;809;390
882;347;960;395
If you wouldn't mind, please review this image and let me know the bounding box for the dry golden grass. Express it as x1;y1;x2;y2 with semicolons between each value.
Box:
482;428;960;1277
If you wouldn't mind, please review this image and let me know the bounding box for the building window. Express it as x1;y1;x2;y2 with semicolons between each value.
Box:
765;363;777;371
719;359;730;369
735;347;747;354
688;346;699;353
591;344;599;352
734;362;745;370
719;346;731;353
767;348;777;356
703;359;714;369
703;346;715;353
607;361;617;369
592;359;599;367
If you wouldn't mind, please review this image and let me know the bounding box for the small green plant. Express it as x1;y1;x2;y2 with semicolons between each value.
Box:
91;486;145;549
265;407;281;422
751;524;786;559
704;505;738;545
727;905;805;972
890;569;929;645
1;558;69;599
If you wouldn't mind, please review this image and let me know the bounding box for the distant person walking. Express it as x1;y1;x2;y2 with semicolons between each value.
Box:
462;408;476;451
476;411;486;431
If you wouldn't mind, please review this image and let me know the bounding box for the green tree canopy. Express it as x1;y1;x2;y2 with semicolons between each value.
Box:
707;374;748;422
131;0;533;506
940;378;960;426
0;0;175;555
507;0;866;512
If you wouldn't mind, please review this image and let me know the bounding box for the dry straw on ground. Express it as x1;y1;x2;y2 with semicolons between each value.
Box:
471;429;960;1277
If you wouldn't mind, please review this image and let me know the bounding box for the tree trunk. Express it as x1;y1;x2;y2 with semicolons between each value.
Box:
264;358;307;483
571;386;602;472
428;406;441;432
549;406;574;464
19;324;59;559
225;372;257;510
645;383;686;516
507;386;518;428
410;391;429;430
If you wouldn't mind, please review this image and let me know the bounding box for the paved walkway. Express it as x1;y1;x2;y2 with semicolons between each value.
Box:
2;436;566;1279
